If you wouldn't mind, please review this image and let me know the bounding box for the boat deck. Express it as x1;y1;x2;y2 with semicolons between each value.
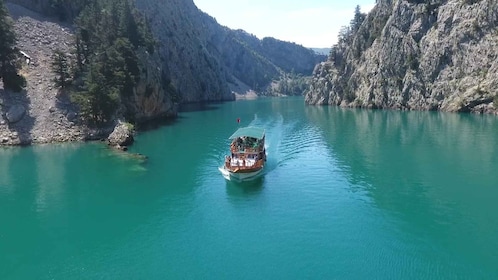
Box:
230;157;256;167
224;156;264;172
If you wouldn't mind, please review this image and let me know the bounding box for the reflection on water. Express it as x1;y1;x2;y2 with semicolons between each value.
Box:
179;102;222;113
0;147;21;193
2;97;498;279
305;104;498;274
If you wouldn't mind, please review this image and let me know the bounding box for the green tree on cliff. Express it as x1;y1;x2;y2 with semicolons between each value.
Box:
350;5;367;33
0;0;25;92
51;49;71;89
69;0;155;124
72;61;120;123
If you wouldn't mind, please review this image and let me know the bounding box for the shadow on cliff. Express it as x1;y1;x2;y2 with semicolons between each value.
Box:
179;101;222;113
54;91;79;122
137;101;223;132
136;115;181;132
0;87;35;145
6;2;73;29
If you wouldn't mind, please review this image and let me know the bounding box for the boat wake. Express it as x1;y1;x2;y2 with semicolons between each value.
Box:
247;114;325;177
209;110;328;182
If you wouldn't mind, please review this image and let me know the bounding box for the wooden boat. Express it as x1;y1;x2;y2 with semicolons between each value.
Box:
219;126;266;182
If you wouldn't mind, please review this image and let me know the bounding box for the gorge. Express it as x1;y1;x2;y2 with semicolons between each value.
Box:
0;0;325;146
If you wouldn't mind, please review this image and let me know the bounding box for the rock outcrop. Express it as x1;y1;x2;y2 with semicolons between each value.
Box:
107;121;134;150
306;0;498;114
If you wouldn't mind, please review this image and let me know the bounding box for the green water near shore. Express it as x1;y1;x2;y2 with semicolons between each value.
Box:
1;97;498;279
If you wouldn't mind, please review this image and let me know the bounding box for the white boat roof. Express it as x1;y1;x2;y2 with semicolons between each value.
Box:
229;127;265;140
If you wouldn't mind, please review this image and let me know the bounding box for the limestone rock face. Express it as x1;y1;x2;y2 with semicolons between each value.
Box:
134;0;234;103
306;0;498;114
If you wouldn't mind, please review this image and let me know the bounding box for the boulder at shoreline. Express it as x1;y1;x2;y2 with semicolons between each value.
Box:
107;121;134;151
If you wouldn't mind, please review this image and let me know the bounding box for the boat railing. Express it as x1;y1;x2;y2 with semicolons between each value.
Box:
230;141;264;154
225;156;264;171
230;147;263;154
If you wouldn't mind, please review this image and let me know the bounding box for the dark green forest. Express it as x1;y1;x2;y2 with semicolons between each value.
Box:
51;0;156;125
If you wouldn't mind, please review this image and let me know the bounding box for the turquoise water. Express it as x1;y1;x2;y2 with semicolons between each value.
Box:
1;97;498;279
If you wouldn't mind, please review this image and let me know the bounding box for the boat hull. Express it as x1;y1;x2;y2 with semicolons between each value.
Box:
218;166;264;182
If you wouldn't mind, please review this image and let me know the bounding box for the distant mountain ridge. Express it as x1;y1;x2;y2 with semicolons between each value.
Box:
311;48;331;56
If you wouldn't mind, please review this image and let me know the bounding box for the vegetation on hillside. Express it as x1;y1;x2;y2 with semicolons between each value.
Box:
51;0;156;125
329;5;368;68
225;29;326;93
51;49;71;89
0;0;26;92
326;5;371;101
47;0;92;21
265;72;310;96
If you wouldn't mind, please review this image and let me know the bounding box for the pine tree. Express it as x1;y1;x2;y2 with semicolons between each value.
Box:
70;0;158;124
72;61;119;124
0;0;25;92
51;49;71;88
350;5;367;33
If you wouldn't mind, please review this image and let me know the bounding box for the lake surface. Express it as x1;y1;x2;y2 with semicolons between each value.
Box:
1;97;498;279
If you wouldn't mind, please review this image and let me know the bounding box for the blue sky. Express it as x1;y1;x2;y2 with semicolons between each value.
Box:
193;0;376;48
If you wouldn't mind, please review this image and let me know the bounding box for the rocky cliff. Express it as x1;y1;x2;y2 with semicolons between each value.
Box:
134;0;234;103
306;0;498;114
0;2;85;145
1;1;175;145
